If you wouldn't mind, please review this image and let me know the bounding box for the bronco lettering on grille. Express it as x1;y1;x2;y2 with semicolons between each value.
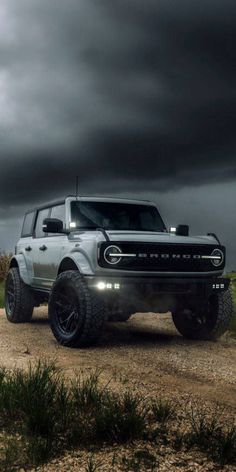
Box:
137;253;206;260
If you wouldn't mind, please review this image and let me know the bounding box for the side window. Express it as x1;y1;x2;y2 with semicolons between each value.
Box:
21;212;35;237
50;204;65;227
35;208;50;238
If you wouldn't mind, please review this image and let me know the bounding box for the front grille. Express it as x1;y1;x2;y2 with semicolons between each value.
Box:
98;242;225;272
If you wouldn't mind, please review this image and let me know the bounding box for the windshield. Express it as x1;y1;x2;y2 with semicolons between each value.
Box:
70;201;166;232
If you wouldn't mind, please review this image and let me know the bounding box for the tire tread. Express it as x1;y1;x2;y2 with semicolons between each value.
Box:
5;268;34;323
49;270;105;347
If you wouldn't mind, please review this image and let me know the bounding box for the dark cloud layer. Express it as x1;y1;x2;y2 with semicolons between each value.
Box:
0;0;236;207
0;1;236;266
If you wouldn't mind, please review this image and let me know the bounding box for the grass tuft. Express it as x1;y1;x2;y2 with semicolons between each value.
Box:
0;362;148;468
85;454;102;472
0;362;235;468
151;398;176;424
186;406;236;466
94;390;147;443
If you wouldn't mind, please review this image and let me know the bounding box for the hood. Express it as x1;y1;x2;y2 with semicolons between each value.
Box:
106;230;217;246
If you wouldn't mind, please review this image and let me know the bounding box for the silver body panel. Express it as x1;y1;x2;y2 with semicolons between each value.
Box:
14;196;224;290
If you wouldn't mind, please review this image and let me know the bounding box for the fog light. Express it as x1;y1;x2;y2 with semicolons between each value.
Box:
97;282;120;290
97;282;106;290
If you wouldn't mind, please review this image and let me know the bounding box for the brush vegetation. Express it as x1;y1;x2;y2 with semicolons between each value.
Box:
0;252;11;308
0;252;11;282
0;361;235;470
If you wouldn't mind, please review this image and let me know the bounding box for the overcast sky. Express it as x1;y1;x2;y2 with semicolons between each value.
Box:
0;0;236;268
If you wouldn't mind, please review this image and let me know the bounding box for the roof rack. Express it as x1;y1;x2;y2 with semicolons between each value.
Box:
66;194;152;203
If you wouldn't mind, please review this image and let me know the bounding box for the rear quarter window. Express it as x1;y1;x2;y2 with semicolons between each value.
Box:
21;211;35;237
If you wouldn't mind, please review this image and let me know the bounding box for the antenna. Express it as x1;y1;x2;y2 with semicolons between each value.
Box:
75;175;79;200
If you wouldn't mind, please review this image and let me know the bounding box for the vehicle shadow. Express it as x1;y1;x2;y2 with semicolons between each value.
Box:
99;321;186;347
31;315;49;325
30;311;202;348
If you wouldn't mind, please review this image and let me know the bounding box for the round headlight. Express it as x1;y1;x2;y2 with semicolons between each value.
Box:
104;245;122;265
211;248;224;267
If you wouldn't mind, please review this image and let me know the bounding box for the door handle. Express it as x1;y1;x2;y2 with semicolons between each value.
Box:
39;245;47;251
25;246;32;252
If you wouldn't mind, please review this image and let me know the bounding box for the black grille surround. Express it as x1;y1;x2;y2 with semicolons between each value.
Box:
98;242;225;272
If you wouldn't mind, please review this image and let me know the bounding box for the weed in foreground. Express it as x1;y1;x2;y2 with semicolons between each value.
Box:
151;398;176;424
85;454;102;472
186;407;236;466
94;391;147;443
0;361;69;464
213;424;236;466
0;361;235;469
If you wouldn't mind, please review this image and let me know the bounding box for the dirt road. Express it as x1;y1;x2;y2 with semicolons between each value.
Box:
1;307;236;471
0;307;235;410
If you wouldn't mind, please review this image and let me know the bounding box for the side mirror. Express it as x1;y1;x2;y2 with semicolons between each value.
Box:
42;218;64;234
176;224;189;236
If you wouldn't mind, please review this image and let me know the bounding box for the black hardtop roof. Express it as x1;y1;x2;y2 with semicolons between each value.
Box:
26;195;153;214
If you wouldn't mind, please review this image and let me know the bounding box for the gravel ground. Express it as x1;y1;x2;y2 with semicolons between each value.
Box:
0;307;235;471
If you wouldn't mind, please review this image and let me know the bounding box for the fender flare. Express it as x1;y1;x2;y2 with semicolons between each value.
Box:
9;254;32;285
58;250;94;276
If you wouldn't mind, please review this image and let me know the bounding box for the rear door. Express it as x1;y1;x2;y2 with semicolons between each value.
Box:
17;211;36;285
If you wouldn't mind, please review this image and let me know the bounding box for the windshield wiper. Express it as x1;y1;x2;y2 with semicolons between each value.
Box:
96;227;109;241
73;226;109;241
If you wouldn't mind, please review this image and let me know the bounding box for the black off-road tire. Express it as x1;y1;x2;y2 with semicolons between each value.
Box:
5;267;34;323
49;270;105;347
172;288;233;340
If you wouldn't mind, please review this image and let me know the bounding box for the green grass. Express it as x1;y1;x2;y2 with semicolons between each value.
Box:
0;281;4;308
0;362;148;469
151;398;176;424
0;362;235;469
186;406;236;466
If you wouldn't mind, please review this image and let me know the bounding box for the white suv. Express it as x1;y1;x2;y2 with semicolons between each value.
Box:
5;196;233;347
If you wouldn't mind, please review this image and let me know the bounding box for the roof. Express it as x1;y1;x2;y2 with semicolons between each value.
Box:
26;195;156;213
67;195;155;205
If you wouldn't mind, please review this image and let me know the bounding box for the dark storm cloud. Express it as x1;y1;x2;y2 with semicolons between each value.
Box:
0;0;236;211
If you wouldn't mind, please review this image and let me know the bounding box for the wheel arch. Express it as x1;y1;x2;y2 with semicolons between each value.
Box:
9;257;18;269
58;257;79;275
9;255;31;285
57;252;94;276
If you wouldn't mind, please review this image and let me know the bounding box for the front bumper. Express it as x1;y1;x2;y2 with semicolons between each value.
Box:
84;275;230;297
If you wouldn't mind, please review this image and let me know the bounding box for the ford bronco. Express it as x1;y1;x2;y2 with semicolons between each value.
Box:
4;196;233;347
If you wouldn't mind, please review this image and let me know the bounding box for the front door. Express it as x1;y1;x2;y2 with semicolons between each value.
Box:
31;206;66;289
